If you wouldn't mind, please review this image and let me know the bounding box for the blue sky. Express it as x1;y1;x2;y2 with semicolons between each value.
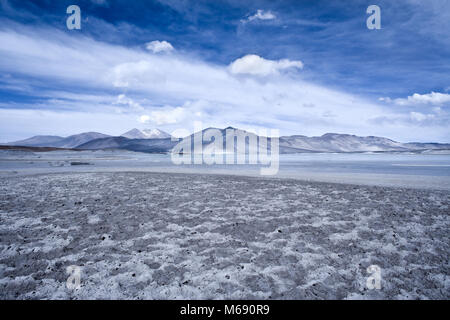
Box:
0;0;449;142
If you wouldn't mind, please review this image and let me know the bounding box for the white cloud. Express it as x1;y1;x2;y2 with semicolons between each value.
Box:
140;107;186;125
242;10;276;23
0;23;449;142
378;97;391;103
410;111;435;121
381;92;450;106
115;94;144;111
408;92;450;105
228;54;303;76
139;115;150;123
145;40;174;53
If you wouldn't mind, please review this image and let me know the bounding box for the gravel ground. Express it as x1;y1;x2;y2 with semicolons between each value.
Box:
0;172;449;299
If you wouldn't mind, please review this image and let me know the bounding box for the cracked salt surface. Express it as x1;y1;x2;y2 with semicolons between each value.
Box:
0;172;449;299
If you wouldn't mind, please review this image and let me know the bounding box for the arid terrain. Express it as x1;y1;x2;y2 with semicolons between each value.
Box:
0;172;448;299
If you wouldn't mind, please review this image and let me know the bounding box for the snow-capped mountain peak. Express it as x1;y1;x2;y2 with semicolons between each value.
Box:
142;129;171;139
121;128;171;139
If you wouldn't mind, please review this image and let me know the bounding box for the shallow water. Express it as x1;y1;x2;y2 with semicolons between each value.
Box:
279;153;450;176
1;150;449;189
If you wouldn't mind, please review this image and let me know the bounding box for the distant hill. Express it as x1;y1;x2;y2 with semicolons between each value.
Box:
77;136;180;153
173;128;450;154
279;134;450;153
5;128;450;153
76;136;130;150
121;128;171;139
279;133;409;153
6;132;110;148
172;127;259;154
5;135;65;147
53;132;111;148
404;142;450;150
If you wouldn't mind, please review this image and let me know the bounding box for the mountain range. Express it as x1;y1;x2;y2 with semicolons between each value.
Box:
3;127;450;153
4;132;111;149
121;128;171;139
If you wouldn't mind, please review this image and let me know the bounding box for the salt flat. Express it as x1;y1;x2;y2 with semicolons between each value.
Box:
0;172;448;299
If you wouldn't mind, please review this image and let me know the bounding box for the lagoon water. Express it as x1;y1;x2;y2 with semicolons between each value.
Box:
279;153;450;176
1;150;449;189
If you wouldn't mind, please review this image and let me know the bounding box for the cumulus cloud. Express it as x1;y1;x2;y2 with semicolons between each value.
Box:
381;92;450;106
228;54;303;76
145;40;174;53
0;23;449;142
406;92;450;105
242;10;276;23
139;107;186;125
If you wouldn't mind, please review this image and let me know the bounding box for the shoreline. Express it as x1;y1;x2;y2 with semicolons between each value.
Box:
1;166;450;191
1;149;449;190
